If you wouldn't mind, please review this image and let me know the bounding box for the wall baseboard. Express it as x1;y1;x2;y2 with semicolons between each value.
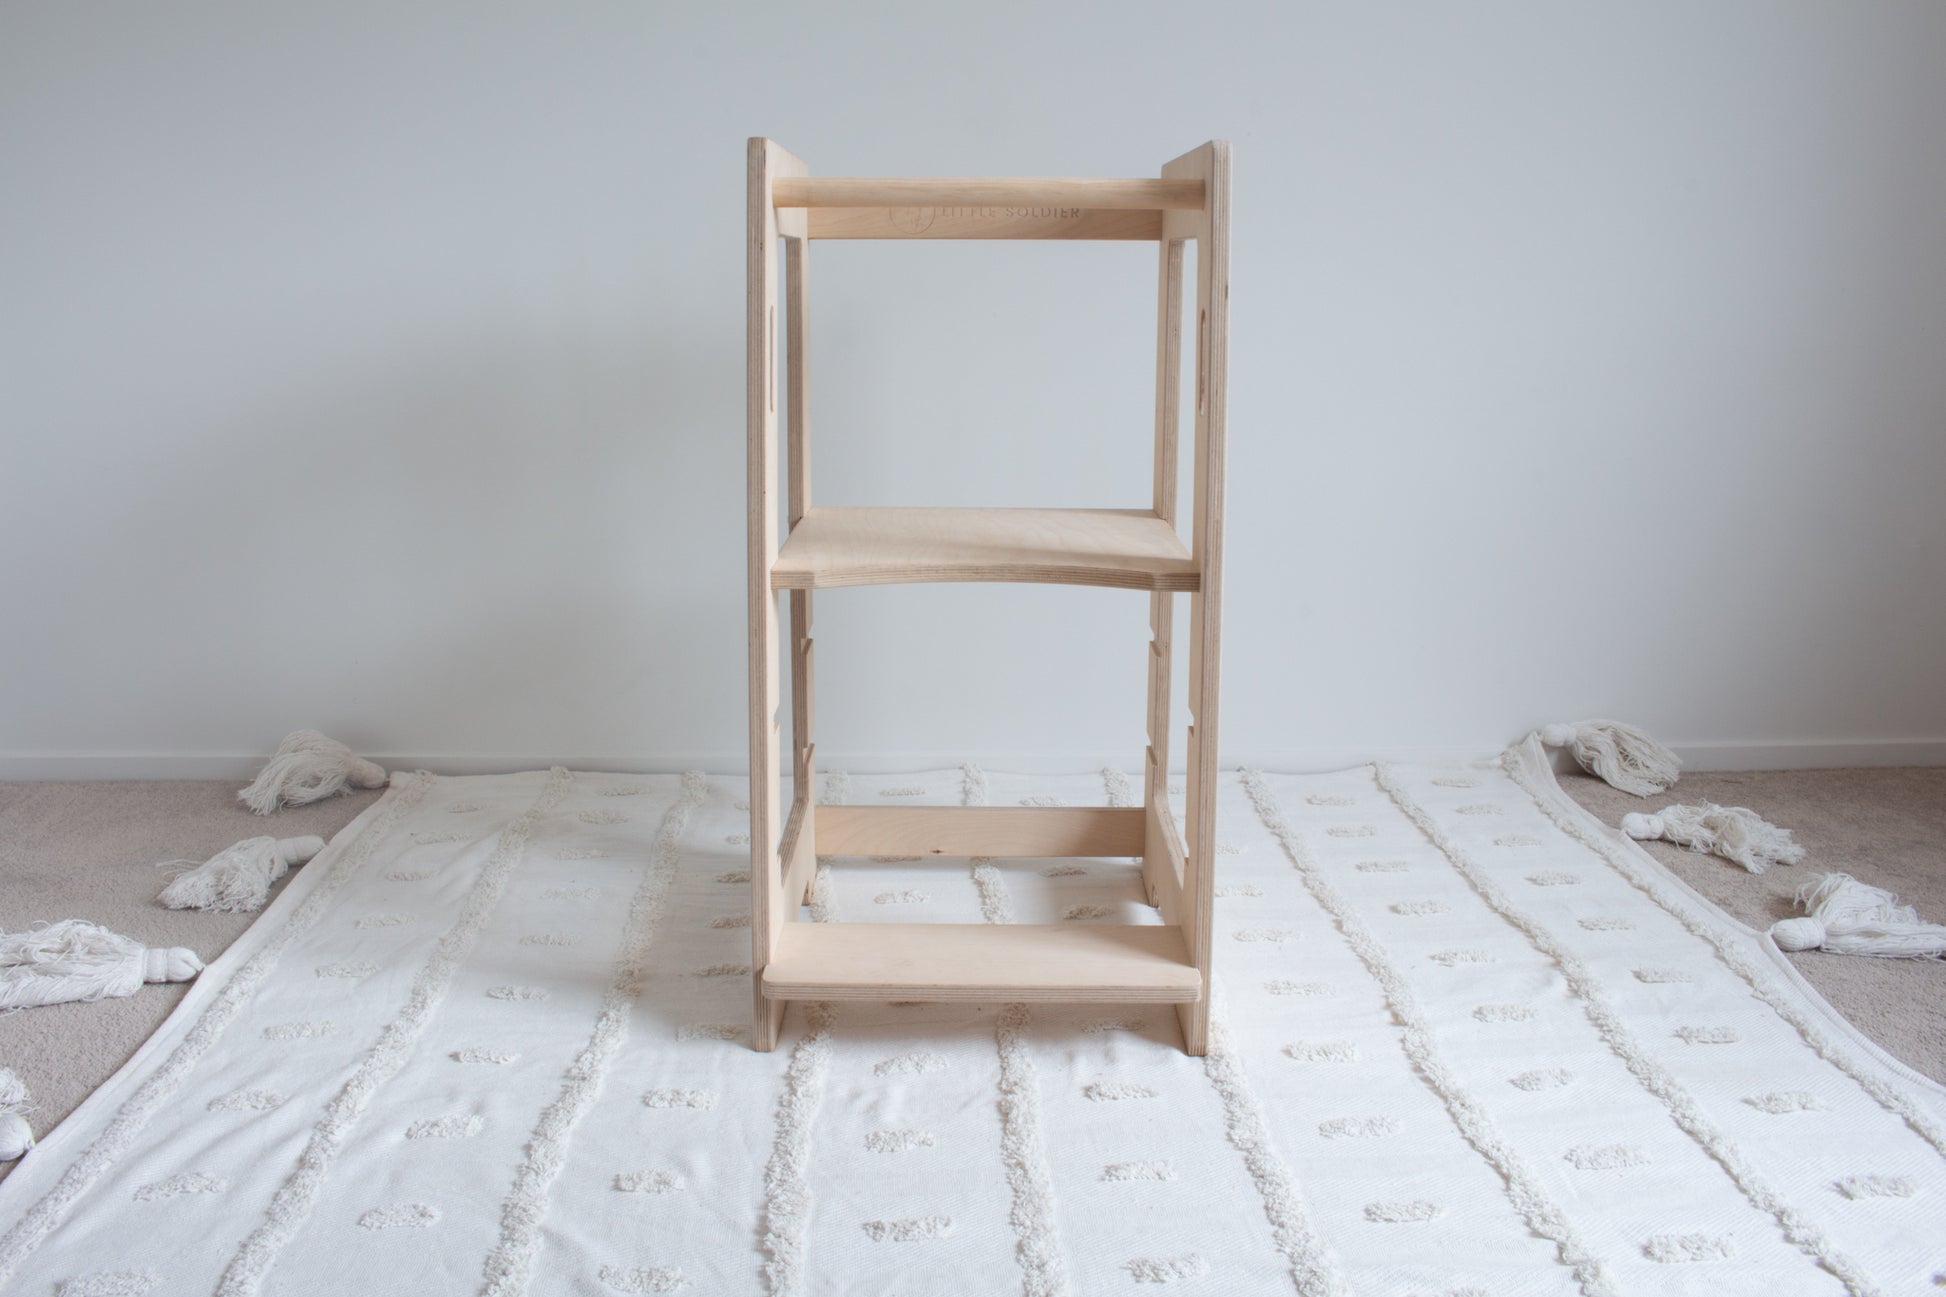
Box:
1222;741;1946;775
1655;740;1946;771
3;739;1942;783
0;752;746;782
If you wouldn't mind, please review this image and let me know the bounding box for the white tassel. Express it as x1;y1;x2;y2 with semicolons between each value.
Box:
238;730;386;814
1771;874;1946;958
0;920;202;1011
1621;803;1804;874
156;836;324;912
0;1067;31;1162
1538;719;1680;797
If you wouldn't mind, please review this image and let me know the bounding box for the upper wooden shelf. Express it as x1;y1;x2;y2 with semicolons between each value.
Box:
770;506;1198;592
770;176;1205;241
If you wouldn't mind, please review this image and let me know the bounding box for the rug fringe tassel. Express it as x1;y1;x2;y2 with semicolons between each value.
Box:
1538;719;1680;797
1621;803;1803;874
0;920;202;1011
238;730;386;815
156;836;325;912
0;1067;31;1161
1771;873;1946;958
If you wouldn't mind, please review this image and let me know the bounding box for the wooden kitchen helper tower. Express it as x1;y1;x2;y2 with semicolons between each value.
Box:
746;139;1230;1055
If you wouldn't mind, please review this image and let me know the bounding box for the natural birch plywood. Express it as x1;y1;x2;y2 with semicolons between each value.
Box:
746;140;1230;1055
1146;234;1186;812
785;237;816;820
1142;764;1188;924
763;923;1202;1002
1163;140;1231;1056
808;208;1162;240
776;792;817;923
815;805;1145;859
747;138;801;1052
772;506;1197;592
773;177;1203;210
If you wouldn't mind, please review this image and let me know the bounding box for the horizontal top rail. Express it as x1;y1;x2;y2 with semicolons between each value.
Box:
773;177;1204;210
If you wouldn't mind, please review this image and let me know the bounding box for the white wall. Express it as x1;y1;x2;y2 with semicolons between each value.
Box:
5;2;1945;777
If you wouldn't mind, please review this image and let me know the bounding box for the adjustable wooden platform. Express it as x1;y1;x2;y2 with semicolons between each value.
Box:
746;138;1230;1055
772;507;1198;592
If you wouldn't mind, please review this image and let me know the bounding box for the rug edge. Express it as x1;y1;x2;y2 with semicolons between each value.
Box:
0;777;424;1221
1507;735;1946;1100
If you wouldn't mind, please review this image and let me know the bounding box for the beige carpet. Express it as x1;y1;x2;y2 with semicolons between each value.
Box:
1555;763;1945;1085
1;762;1940;1186
0;780;380;1181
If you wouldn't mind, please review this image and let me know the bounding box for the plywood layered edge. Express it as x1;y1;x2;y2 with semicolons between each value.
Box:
1161;139;1230;1057
809;208;1162;240
774;177;1203;210
763;922;1202;1002
747;138;807;1053
816;804;1144;858
771;506;1198;592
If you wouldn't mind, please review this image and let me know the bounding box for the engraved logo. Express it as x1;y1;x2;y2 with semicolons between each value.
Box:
888;206;1088;232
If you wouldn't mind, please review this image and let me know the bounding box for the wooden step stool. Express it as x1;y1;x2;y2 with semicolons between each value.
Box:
746;139;1230;1055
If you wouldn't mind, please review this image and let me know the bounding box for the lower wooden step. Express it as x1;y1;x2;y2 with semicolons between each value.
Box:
815;804;1144;858
761;922;1203;1003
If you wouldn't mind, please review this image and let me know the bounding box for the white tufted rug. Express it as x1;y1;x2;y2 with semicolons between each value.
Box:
1;741;1941;1297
